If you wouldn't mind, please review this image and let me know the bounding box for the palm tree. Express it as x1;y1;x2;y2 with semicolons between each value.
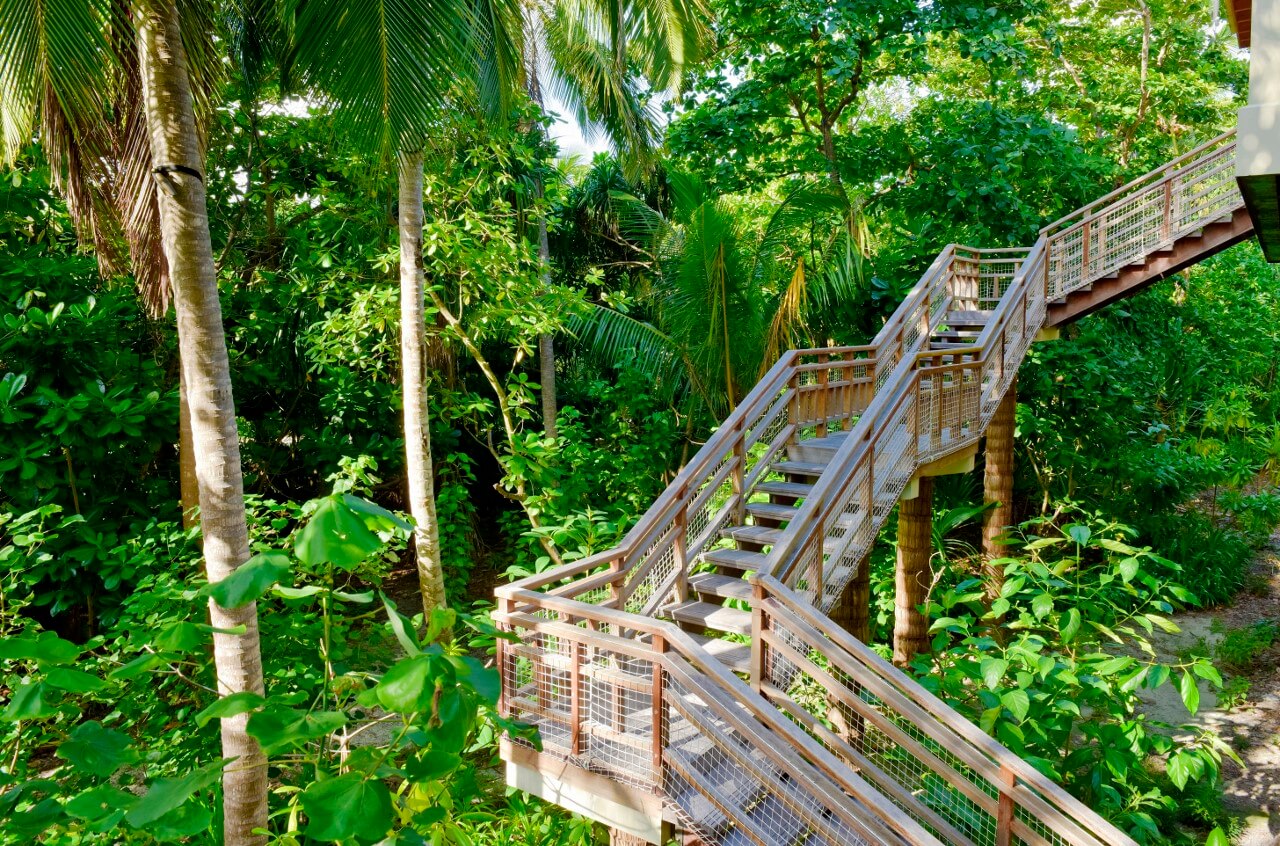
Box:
289;0;515;615
575;171;865;421
518;0;712;438
1;1;269;841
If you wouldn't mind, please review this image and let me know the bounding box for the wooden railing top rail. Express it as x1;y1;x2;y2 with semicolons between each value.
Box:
1039;129;1236;236
751;575;1142;846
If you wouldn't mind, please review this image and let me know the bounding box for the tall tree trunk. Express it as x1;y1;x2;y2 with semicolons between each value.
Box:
893;478;933;667
398;151;447;614
178;370;199;529
134;3;267;843
537;215;558;440
982;376;1017;605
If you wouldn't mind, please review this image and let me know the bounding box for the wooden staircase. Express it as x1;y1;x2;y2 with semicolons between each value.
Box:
495;131;1249;846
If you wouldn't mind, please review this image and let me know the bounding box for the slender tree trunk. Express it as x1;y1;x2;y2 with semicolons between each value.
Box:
178;370;198;529
831;552;871;642
893;478;933;666
398;151;447;614
982;377;1017;605
134;4;267;843
537;217;558;440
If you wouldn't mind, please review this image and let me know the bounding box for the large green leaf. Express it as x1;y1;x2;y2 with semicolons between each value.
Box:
56;721;136;775
63;785;135;822
2;679;55;720
44;667;107;693
195;691;265;728
0;631;81;665
205;551;292;608
246;706;347;754
301;772;393;841
294;496;383;570
124;760;226;828
376;655;439;713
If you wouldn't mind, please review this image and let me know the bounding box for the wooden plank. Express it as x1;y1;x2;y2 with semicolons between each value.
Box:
698;548;768;571
687;633;752;673
663;749;768;846
666;601;752;635
688;573;753;602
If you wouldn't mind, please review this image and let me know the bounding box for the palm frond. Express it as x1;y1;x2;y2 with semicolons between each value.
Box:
472;0;523;121
566;303;697;406
290;0;472;157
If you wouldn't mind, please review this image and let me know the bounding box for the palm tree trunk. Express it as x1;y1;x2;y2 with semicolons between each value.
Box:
178;370;199;528
398;151;447;614
134;4;267;843
536;194;557;439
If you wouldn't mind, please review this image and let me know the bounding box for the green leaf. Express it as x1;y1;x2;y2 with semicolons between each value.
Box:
1179;669;1201;715
1059;608;1081;643
0;632;81;665
295;496;384;570
1031;592;1053;619
148;799;214;840
1093;656;1134;676
110;653;169;680
44;667;107;693
1167;752;1191;790
2;680;55;720
1001;689;1030;721
405;747;461;781
125;760;225;827
205;551;292;609
453;656;499;706
301;772;393;841
246;707;347;755
154;621;203;654
1066;524;1091;546
377;655;437;713
425;607;457;643
1191;662;1224;687
195;692;266;728
342;493;412;532
1205;828;1231;846
381;591;421;655
1118;557;1139;583
979;657;1008;691
64;785;135;821
57;721;136;775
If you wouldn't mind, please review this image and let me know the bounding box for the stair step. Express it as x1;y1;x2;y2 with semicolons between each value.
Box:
945;309;992;328
722;525;783;546
700;548;769;571
667;601;753;635
746;501;800;522
755;480;815;499
689;573;753;602
688;633;752;673
771;459;827;477
788;433;847;464
928;340;979;350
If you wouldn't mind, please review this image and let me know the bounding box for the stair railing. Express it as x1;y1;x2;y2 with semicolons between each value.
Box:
745;575;1141;846
1042;131;1238;301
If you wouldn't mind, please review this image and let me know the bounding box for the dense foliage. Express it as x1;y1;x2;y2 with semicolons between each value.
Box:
0;0;1274;843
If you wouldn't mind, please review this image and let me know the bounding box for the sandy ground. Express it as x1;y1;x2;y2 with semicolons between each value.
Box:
1138;531;1280;845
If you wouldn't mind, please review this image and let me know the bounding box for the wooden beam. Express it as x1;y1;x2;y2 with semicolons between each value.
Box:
982;376;1017;603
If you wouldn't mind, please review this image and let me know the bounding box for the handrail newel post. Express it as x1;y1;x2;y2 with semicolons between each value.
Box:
1162;178;1173;243
996;764;1016;846
750;579;767;692
569;638;584;757
651;634;666;787
672;504;689;603
496;597;512;718
731;419;747;525
816;351;830;437
1081;216;1091;286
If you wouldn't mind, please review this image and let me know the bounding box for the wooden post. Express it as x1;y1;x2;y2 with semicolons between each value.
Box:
894;477;933;666
1161;179;1173;242
610;831;651;846
750;580;767;692
650;635;665;780
569;639;583;756
995;765;1017;846
816;352;830;438
1080;217;1091;284
982;376;1017;604
496;597;512;717
672;507;689;603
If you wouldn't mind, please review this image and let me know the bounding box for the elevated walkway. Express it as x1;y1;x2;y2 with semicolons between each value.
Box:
496;130;1249;846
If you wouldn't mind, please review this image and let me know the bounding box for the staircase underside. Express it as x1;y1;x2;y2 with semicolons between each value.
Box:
1045;207;1255;327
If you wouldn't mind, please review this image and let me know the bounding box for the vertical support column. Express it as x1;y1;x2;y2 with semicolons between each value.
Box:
893;477;933;666
830;552;872;643
982;376;1017;602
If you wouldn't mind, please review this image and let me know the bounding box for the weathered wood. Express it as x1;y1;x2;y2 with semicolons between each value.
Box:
830;552;872;642
894;476;933;666
982;375;1017;603
666;601;752;635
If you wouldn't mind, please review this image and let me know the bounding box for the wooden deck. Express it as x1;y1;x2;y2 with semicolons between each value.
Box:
495;131;1246;846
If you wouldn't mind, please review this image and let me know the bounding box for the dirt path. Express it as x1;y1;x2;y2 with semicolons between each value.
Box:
1139;531;1280;845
